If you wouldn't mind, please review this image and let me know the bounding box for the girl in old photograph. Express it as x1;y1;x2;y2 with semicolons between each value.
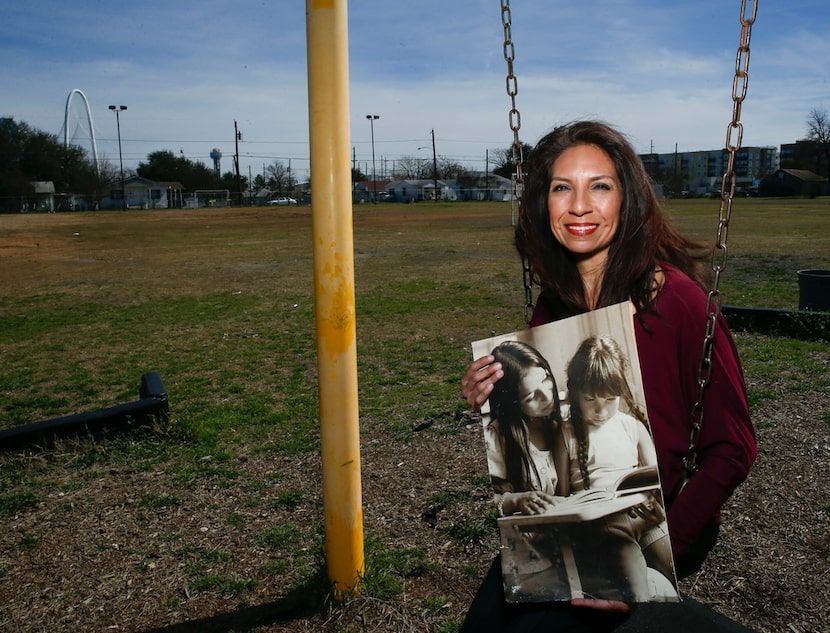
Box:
485;340;569;594
555;334;675;600
486;340;563;517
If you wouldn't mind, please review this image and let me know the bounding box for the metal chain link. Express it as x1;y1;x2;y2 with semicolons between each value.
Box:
684;0;757;482
501;0;524;188
500;0;534;323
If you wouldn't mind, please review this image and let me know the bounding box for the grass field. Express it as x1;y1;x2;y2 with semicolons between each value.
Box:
0;198;829;632
1;199;827;430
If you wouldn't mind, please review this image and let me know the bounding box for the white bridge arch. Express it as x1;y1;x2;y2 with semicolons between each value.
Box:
63;89;101;175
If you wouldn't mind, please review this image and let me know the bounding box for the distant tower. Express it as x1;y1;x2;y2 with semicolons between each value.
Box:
210;148;222;177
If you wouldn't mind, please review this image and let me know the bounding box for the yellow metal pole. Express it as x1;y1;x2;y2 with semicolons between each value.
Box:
305;0;364;597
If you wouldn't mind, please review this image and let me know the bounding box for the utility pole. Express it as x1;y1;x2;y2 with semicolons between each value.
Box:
352;147;357;195
485;148;490;201
430;129;438;202
234;120;242;204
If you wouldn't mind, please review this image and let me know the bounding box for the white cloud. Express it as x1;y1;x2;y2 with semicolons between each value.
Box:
2;0;827;181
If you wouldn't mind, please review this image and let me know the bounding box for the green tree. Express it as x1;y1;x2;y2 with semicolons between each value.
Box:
351;166;367;183
220;171;248;194
137;150;219;191
0;117;104;212
492;142;533;179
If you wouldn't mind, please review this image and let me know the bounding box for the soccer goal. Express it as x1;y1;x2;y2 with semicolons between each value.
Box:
191;189;231;208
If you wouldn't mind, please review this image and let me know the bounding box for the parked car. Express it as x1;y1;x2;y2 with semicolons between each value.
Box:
268;197;297;206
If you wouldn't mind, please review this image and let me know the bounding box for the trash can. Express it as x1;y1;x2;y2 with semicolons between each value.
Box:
797;269;830;312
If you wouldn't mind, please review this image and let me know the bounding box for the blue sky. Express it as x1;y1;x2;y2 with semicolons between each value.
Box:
2;0;828;181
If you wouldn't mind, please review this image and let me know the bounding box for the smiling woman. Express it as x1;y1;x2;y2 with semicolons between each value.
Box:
461;119;757;631
546;144;623;307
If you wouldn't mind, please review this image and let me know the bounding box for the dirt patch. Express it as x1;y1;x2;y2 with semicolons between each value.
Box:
2;385;828;632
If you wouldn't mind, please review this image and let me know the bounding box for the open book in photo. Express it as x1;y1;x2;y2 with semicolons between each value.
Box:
502;465;660;526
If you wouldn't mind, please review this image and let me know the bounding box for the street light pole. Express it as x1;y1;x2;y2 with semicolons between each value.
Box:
430;128;438;203
366;114;379;203
109;105;127;208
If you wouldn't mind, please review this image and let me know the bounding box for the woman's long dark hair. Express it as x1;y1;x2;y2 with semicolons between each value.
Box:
489;340;562;492
516;120;709;319
566;335;648;490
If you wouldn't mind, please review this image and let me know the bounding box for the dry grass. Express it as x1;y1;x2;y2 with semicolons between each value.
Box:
0;200;829;633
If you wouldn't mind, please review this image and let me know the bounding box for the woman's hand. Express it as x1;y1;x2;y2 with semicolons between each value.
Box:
461;355;503;411
570;597;633;613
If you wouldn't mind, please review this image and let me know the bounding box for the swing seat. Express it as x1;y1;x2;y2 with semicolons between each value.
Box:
0;372;168;451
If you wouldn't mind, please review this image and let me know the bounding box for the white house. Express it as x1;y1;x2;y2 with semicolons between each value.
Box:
107;176;184;209
29;181;57;211
384;173;514;202
385;179;453;202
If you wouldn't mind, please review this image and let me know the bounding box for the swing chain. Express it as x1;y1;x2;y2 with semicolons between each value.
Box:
685;0;757;482
500;0;534;323
501;0;524;189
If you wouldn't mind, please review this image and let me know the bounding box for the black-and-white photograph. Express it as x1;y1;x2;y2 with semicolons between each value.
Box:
471;301;680;604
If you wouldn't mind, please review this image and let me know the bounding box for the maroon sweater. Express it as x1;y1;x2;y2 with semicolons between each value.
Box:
531;265;757;556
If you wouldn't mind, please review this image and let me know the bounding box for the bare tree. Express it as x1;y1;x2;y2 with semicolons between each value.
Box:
806;108;830;178
437;158;476;186
394;155;432;179
264;160;296;193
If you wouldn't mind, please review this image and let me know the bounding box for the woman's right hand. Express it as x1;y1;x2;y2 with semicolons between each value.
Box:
461;355;503;411
571;598;633;614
